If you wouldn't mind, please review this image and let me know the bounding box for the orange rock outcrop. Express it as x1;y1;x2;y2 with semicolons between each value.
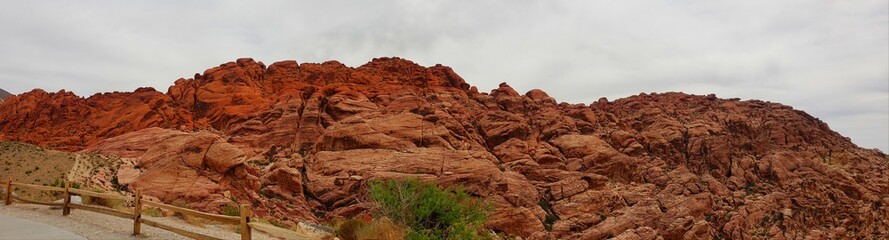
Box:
0;57;886;239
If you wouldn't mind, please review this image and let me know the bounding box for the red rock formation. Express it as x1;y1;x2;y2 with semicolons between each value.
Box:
0;88;194;150
1;57;887;239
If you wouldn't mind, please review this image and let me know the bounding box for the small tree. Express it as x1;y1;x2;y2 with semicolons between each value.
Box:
368;179;492;240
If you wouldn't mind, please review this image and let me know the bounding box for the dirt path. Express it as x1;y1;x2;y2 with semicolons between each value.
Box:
0;203;275;240
0;215;86;239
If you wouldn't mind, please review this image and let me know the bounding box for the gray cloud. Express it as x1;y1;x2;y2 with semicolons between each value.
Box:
1;0;886;152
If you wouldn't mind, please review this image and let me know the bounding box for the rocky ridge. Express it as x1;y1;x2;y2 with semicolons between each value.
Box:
0;88;12;104
0;57;886;239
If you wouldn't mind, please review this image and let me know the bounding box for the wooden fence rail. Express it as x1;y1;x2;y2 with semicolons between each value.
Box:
142;199;241;224
10;182;65;192
0;176;314;240
10;195;64;206
69;188;135;202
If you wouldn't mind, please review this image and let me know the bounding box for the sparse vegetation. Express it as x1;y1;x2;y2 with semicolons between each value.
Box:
744;182;756;195
143;207;163;217
366;178;492;240
0;141;121;201
110;176;127;191
539;199;558;231
330;217;406;240
47;179;81;189
81;188;125;209
221;205;241;217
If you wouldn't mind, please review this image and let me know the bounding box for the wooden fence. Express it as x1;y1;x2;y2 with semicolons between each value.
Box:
0;176;313;240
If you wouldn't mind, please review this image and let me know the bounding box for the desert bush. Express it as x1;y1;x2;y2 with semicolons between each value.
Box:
356;217;406;240
110;176;127;191
221;205;241;217
368;179;492;240
99;197;125;209
332;217;406;240
335;218;366;240
80;188;125;209
143;207;162;217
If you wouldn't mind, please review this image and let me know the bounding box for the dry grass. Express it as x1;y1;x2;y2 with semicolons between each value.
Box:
331;217;407;240
167;198;213;227
143;207;163;217
80;187;127;210
354;218;405;240
221;204;241;216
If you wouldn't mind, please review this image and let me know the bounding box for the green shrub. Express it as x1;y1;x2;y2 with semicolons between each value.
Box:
47;180;79;189
221;205;241;217
539;199;557;231
110;176;127;192
368;179;492;240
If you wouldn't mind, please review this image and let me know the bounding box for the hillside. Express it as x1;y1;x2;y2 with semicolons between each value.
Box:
0;141;123;200
0;57;886;239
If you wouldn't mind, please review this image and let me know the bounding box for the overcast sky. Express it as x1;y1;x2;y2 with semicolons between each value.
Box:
1;1;887;152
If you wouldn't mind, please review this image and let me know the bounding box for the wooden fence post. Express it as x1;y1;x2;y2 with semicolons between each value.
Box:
5;176;11;205
239;204;252;240
133;189;142;235
62;181;71;216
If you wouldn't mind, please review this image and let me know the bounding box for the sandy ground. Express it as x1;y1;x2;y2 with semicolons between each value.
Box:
0;203;276;240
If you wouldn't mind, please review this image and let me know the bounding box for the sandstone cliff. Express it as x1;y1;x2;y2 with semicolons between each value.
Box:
0;57;886;239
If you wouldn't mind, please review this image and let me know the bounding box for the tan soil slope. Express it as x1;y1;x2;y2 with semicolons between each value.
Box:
0;141;122;200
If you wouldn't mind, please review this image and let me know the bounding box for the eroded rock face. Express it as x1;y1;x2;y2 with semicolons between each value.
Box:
0;88;194;151
2;57;887;239
87;128;264;214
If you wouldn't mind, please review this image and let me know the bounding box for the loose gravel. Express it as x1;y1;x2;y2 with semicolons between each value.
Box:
0;203;276;240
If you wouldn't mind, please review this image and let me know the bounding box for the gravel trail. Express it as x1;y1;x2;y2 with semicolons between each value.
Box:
0;203;275;240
